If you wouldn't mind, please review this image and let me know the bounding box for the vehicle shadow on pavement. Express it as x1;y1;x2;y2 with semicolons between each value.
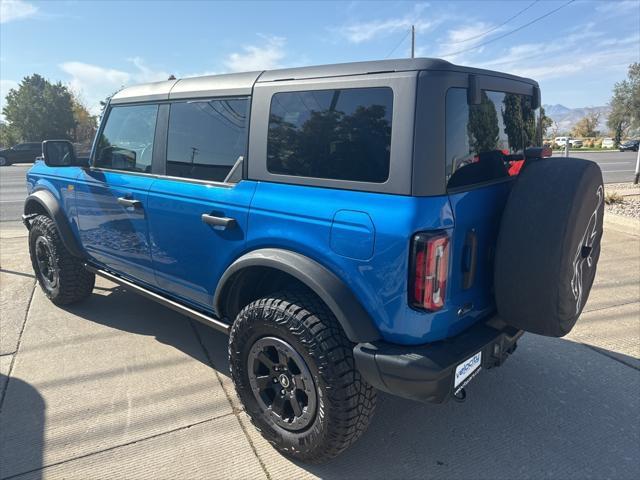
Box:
61;285;639;479
0;375;45;480
61;283;232;375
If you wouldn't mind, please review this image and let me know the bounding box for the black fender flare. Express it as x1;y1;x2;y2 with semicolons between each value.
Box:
23;190;85;258
214;248;381;343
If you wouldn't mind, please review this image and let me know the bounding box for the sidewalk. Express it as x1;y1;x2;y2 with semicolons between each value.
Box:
1;219;638;479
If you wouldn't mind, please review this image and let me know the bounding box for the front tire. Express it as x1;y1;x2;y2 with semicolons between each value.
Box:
0;157;9;167
229;289;376;463
29;215;95;305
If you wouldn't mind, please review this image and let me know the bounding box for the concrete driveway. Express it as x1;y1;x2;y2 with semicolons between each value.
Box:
0;217;638;480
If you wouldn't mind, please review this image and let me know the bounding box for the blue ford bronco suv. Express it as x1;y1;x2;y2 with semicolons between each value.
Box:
24;58;604;462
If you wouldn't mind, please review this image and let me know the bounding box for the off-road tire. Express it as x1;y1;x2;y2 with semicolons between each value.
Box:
229;289;376;463
29;214;95;305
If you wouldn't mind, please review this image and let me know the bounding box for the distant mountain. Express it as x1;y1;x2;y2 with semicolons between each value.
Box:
543;104;572;116
543;104;611;136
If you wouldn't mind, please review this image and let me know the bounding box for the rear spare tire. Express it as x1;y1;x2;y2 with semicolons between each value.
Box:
494;157;604;337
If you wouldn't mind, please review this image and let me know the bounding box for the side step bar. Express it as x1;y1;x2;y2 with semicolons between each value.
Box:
84;265;230;335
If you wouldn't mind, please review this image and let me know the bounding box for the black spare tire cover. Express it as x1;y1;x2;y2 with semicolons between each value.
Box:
494;157;604;337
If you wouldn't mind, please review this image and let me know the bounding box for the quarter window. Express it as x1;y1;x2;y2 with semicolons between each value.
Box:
267;87;393;183
166;98;248;182
95;104;158;172
446;88;540;189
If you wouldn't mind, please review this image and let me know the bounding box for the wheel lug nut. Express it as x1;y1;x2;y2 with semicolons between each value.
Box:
281;389;285;395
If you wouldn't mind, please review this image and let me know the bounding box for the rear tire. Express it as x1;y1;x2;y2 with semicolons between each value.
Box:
0;157;9;166
229;289;376;463
29;215;95;305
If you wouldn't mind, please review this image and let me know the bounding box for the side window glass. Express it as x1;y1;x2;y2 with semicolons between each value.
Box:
446;88;540;189
266;87;393;183
166;98;248;182
94;104;158;173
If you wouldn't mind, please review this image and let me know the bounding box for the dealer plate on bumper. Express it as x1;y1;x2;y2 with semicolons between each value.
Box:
454;351;482;392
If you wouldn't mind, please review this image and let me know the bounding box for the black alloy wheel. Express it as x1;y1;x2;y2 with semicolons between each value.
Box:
247;336;317;431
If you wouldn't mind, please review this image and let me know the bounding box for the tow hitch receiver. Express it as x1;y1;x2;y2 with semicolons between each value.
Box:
487;336;520;369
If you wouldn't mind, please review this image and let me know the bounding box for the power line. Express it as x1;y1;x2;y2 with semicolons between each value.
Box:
441;0;576;59
448;0;540;44
385;28;412;59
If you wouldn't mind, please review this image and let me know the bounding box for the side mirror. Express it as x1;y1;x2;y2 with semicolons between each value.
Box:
42;140;83;167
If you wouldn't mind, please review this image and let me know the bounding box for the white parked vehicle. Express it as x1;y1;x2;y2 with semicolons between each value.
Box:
569;139;583;148
602;137;615;148
555;136;568;147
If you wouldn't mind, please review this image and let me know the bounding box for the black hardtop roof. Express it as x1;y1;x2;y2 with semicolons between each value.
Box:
258;57;537;85
110;57;538;104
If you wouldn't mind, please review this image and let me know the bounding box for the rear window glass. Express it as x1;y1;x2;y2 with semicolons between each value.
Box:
446;88;540;190
267;87;393;183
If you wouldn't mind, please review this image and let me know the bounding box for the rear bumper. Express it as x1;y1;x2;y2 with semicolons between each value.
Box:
354;319;523;404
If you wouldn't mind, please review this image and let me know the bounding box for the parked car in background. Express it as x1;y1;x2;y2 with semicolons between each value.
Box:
569;139;583;148
601;137;615;149
619;139;639;152
554;136;568;147
0;142;42;166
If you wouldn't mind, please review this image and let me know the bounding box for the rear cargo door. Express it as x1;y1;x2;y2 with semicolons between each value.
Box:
444;83;541;327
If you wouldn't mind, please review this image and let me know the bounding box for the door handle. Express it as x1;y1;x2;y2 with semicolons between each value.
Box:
117;197;143;209
201;214;236;229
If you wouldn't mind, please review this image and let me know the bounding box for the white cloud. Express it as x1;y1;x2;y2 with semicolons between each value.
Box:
337;4;443;43
224;36;286;72
596;0;639;14
127;57;171;83
444;22;494;44
59;59;170;114
471;27;639;81
0;0;37;24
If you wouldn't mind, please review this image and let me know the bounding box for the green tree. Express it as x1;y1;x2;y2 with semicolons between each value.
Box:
540;106;553;138
0;123;21;148
467;91;499;153
607;63;640;145
502;93;524;150
572;112;600;138
70;93;97;145
2;74;76;141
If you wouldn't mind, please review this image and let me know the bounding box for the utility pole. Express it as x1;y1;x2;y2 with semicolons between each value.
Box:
634;146;639;184
411;25;415;58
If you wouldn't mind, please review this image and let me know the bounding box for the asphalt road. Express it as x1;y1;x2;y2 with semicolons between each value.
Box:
0;151;638;231
0;163;32;230
551;150;638;183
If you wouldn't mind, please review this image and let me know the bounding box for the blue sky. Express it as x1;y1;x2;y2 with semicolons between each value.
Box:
1;0;639;115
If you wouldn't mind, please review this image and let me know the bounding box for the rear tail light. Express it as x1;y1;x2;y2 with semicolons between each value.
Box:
410;231;450;311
